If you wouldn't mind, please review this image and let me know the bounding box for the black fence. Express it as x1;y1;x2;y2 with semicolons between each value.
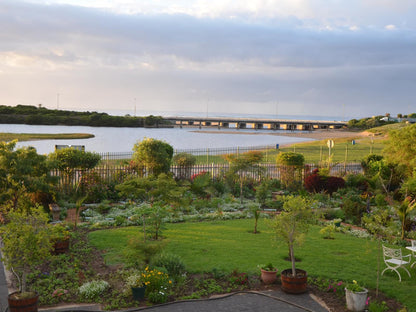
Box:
98;145;278;162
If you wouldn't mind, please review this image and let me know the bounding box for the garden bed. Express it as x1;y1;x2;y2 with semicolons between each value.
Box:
16;228;405;311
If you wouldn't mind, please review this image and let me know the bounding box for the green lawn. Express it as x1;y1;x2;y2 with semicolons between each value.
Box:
0;132;94;142
89;219;416;310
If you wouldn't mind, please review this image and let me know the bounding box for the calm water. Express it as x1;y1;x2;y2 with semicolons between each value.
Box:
0;124;313;154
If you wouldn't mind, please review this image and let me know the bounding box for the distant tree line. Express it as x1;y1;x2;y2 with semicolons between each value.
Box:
0;105;171;128
348;113;416;130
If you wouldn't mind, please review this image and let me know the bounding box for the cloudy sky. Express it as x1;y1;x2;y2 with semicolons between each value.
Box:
1;0;415;119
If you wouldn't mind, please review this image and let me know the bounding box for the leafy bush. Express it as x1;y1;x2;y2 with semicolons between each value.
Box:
142;267;172;303
345;173;368;192
276;152;305;190
78;280;109;300
190;171;212;198
173;152;196;180
326;176;346;194
304;169;345;195
124;239;166;267
304;170;324;193
342;195;367;225
151;253;186;281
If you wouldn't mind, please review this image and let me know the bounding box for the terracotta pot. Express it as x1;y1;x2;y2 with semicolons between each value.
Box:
280;268;308;294
345;288;368;311
8;291;39;312
260;269;278;284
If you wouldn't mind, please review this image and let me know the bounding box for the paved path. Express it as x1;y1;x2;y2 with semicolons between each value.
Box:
0;256;9;312
38;290;328;312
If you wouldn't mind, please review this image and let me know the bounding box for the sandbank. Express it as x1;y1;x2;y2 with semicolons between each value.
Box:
190;129;368;141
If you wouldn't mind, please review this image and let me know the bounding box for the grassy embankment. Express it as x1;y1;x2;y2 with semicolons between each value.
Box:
89;219;416;310
193;135;386;164
0;133;94;142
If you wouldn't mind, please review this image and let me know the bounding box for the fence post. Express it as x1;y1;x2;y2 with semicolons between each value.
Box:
320;146;322;162
344;144;348;173
206;148;209;164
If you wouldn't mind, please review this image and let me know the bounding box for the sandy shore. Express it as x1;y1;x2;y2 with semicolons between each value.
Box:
190;129;368;141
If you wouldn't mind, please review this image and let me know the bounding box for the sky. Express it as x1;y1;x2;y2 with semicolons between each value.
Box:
1;0;415;119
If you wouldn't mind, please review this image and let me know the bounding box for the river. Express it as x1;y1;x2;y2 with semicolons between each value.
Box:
0;124;313;154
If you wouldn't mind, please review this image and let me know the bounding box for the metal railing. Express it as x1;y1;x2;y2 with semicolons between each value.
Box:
53;162;363;190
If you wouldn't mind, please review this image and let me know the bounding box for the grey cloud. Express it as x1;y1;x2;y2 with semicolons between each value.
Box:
1;0;415;118
2;0;415;70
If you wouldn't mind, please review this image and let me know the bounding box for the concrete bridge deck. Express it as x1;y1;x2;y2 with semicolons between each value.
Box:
165;116;347;131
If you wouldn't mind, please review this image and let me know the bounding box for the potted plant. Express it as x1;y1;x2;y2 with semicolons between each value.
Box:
50;223;71;255
345;280;368;311
126;272;148;301
268;196;316;294
0;207;53;312
333;218;342;227
259;263;278;284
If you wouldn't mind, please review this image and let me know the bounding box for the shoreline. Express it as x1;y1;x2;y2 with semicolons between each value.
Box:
190;129;369;141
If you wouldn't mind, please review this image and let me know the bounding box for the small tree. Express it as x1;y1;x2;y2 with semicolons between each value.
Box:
132;138;173;177
383;123;416;176
269;196;316;276
48;147;100;194
0;140;56;212
362;207;394;297
173;152;196;180
249;203;262;234
276;152;305;190
224;151;264;204
0;206;52;294
394;196;416;240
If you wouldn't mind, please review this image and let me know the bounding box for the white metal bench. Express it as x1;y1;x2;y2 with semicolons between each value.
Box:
382;245;411;282
406;240;416;268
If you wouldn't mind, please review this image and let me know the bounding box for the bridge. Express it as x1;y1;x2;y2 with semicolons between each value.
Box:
164;116;347;131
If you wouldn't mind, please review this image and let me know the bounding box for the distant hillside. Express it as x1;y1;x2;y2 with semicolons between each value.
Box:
0;105;172;128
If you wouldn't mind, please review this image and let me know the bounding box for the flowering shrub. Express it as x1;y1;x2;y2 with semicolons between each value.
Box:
78;280;110;300
52;288;69;299
326;281;345;297
126;273;148;288
229;269;249;289
310;277;345;298
142;267;172;303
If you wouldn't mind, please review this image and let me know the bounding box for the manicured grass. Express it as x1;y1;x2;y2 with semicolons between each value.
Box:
188;137;385;164
0;132;94;142
268;137;385;163
89;219;416;310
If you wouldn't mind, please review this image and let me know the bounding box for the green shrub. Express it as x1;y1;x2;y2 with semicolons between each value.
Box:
151;253;186;280
124;239;166;267
342;195;367;225
78;280;109;300
345;173;368;191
